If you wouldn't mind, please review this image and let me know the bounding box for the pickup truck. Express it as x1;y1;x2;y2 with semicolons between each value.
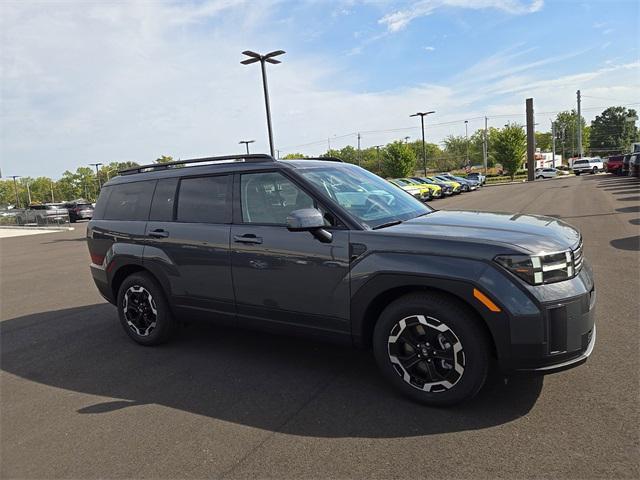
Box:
15;204;69;225
572;157;604;175
605;155;624;174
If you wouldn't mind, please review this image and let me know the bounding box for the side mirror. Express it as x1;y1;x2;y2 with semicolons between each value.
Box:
286;208;332;243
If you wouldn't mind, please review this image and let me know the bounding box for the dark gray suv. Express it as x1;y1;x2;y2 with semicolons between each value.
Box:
87;154;596;406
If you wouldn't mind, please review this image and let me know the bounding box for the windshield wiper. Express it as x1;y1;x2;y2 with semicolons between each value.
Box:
372;220;403;230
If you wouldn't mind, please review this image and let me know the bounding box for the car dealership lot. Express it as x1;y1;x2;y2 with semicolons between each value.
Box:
1;174;638;479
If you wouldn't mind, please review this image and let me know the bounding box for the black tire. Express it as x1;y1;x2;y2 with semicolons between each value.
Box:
373;292;490;406
575;171;581;176
536;175;543;180
591;166;597;174
117;272;176;346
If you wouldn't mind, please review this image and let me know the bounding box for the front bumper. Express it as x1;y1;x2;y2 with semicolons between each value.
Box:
477;262;596;375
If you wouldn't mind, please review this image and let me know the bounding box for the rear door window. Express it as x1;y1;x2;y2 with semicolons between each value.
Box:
149;178;178;222
102;181;155;221
176;175;231;224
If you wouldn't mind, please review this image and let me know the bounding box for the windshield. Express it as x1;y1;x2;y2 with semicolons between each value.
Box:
299;164;432;229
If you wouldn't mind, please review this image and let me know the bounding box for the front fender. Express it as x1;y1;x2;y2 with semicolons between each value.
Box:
350;252;542;361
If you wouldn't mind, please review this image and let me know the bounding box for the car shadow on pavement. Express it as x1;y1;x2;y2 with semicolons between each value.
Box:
1;304;543;438
610;236;640;252
616;206;640;214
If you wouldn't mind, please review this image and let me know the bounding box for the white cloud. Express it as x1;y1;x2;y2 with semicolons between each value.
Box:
379;0;543;32
424;46;436;52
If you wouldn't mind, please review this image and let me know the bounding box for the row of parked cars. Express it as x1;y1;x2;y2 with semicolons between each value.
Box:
605;152;640;177
388;172;486;201
8;200;94;225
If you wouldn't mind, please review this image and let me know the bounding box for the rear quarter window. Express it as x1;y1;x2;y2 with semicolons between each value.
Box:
102;180;156;221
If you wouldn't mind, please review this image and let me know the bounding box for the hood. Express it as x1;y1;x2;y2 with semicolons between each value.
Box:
383;210;580;254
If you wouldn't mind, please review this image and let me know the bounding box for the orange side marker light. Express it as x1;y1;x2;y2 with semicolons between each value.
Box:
473;288;501;312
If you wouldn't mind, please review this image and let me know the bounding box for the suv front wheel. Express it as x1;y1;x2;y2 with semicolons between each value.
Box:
373;292;490;406
117;272;176;345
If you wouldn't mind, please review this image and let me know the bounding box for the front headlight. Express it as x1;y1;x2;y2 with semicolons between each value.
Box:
495;251;575;285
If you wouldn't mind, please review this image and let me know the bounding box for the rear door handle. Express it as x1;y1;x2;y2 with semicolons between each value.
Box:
149;229;169;238
233;234;263;244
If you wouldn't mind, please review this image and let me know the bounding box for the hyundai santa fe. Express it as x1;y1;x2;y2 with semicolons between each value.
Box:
87;154;596;406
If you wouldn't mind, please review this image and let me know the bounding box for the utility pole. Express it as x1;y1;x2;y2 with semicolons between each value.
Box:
276;149;280;159
483;116;488;174
576;90;582;158
241;50;285;157
526;98;535;181
50;180;55;202
464;120;469;166
357;133;361;166
561;126;566;164
404;136;410;144
9;176;21;208
410;111;435;176
25;180;32;204
89;163;103;188
551;121;556;167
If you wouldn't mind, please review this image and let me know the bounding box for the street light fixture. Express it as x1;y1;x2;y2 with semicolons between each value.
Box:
89;163;103;188
410;111;435;176
239;140;255;154
241;49;286;157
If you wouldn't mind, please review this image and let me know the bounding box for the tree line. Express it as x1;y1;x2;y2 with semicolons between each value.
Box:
1;106;636;207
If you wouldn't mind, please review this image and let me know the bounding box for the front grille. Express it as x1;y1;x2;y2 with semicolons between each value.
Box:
572;239;584;274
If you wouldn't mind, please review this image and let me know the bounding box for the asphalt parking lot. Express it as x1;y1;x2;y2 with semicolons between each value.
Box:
1;174;639;479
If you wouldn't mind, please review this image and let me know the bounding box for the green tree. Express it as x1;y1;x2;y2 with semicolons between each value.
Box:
553;110;588;160
381;141;416;178
589;106;638;156
535;131;553;152
155;155;174;164
99;161;139;182
282;152;307;159
493;123;527;180
407;141;443;171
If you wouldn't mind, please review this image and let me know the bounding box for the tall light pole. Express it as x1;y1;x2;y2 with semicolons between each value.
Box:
464;120;469;166
9;175;21;207
404;136;410;144
241;50;286;157
89;162;103;188
410;111;435;176
239;140;255;154
373;145;384;173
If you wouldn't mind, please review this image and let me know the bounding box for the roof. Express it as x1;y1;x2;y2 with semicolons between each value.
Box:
105;154;345;186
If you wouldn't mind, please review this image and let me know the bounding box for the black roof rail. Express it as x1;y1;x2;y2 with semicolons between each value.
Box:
119;154;276;175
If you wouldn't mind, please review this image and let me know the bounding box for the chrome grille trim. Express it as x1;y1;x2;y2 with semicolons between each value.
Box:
572;239;584;274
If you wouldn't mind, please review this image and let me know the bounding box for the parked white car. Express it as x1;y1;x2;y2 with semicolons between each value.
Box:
535;167;558;179
572;157;604;175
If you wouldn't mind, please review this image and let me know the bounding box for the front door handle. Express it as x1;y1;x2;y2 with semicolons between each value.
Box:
233;234;263;244
149;229;169;238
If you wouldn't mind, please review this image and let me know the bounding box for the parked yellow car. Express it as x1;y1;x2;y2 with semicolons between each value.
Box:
400;178;443;198
426;176;462;194
388;179;429;200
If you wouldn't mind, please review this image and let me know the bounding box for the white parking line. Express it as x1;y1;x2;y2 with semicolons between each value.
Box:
0;228;69;239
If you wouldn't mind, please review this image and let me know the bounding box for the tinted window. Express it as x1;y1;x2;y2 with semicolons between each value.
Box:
177;175;231;224
92;187;112;220
103;181;155;221
150;178;178;222
241;172;315;224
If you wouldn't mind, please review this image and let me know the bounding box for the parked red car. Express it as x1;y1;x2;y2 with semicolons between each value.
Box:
605;155;624;174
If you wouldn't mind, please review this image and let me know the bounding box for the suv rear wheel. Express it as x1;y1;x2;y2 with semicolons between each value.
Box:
591;166;598;174
373;292;489;406
117;272;176;345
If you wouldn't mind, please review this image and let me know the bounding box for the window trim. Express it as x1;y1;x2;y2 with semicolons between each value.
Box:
174;173;233;225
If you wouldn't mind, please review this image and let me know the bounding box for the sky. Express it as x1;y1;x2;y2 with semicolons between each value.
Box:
1;0;639;178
